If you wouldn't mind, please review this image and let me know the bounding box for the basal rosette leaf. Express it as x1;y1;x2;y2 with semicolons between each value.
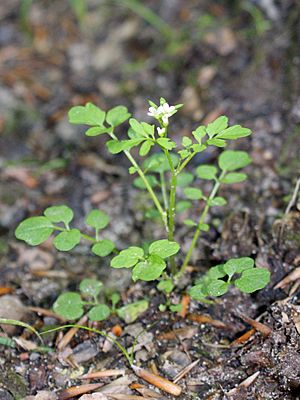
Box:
79;278;103;298
117;300;149;324
44;205;74;225
92;239;115;257
207;279;229;297
53;229;81;251
88;304;111;321
15;216;54;246
53;292;84;320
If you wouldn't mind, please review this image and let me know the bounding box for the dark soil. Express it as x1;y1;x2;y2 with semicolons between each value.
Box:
0;1;300;399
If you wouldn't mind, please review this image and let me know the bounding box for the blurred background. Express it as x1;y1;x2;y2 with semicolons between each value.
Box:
0;0;299;243
1;3;300;397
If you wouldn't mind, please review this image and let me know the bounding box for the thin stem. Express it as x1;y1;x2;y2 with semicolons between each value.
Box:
176;151;197;175
53;225;96;243
41;325;133;366
0;318;44;344
163;149;177;275
160;171;168;210
176;137;209;175
176;171;226;278
109;131;168;230
80;233;97;243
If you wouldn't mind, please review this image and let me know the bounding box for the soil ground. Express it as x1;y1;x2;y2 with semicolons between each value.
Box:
0;1;300;399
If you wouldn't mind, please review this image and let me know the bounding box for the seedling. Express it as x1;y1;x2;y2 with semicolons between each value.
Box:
189;257;271;301
53;278;148;324
15;98;270;301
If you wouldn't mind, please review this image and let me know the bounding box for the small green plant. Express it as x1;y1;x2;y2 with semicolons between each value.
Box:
53;278;148;324
15;98;270;307
189;257;270;301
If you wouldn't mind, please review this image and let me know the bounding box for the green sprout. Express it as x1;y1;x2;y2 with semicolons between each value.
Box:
53;278;148;324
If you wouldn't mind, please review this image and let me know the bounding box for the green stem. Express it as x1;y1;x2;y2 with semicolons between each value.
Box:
109;132;168;230
176;171;226;278
160;171;168;210
0;318;43;344
42;324;133;366
176;151;197;175
163;149;177;275
53;225;97;243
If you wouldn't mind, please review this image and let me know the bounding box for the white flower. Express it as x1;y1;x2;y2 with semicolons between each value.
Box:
147;106;160;118
157;127;166;136
162;103;175;114
162;115;169;125
148;101;177;127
